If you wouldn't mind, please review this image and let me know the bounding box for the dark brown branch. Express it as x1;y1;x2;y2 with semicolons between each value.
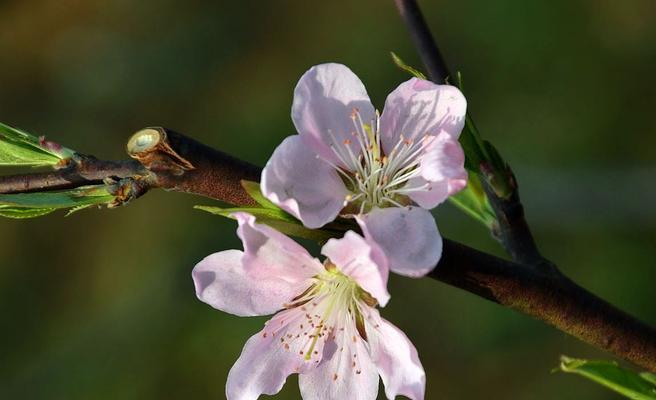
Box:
1;128;655;372
394;0;549;268
138;129;655;372
125;127;261;206
436;241;656;371
390;0;654;369
481;175;548;268
393;0;451;83
0;158;144;194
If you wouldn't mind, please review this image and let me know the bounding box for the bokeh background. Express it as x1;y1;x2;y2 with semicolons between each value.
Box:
1;1;655;399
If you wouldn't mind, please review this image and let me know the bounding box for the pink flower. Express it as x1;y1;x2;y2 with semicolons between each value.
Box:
193;213;425;400
262;63;467;277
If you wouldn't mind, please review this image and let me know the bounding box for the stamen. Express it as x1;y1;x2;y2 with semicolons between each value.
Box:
316;110;430;212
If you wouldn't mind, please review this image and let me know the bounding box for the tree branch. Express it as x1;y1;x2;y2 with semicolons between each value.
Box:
125;127;261;206
152;130;656;372
393;0;549;268
436;241;656;372
0;158;144;194
393;0;656;369
1;128;655;371
393;0;452;83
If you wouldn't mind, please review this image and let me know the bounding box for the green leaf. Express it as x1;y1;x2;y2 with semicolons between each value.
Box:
0;139;61;167
241;180;279;209
448;172;496;228
459;114;488;172
0;205;56;219
451;73;490;173
195;205;349;242
65;204;93;217
0;122;75;166
390;52;427;80
558;356;656;400
641;373;656;387
0;185;115;219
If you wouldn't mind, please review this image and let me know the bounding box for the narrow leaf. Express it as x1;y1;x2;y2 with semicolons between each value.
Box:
0;122;75;166
0;185;114;208
195;205;345;242
390;52;427;79
0;206;56;219
448;172;496;228
641;373;656;387
558;356;656;400
0;139;62;166
241;180;279;209
65;204;93;217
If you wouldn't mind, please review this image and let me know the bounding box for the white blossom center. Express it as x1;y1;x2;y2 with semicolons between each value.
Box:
261;263;376;373
323;109;431;213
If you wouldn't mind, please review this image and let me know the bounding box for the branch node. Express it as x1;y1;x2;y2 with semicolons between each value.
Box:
127;127;195;175
106;176;151;208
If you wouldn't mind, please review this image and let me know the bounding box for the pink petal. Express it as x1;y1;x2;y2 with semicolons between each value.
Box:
419;131;467;183
405;177;450;209
292;63;376;165
406;175;468;209
193;250;306;317
379;78;466;154
403;132;467;209
321;231;390;307
261;135;349;228
368;312;426;400
226;324;305;400
234;212;324;281
356;207;441;277
193;214;324;316
298;318;379;400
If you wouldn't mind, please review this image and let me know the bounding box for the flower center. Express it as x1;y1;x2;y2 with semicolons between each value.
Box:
266;262;375;365
324;109;430;213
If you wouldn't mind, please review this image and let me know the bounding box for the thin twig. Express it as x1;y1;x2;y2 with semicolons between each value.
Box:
393;0;549;268
393;0;451;82
0;158;144;194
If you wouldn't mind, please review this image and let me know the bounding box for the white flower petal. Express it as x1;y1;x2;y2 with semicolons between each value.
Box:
292;63;376;165
193;214;323;316
298;318;379;400
261;135;349;228
234;212;324;280
357;207;441;277
226;330;296;400
379;78;466;154
405;177;451;209
321;231;390;307
419;130;467;184
368;312;426;400
193;250;302;317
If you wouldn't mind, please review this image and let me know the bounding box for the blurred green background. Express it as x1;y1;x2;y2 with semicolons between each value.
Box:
1;0;655;399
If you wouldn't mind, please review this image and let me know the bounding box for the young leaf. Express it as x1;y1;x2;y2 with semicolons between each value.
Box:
0;205;56;219
195;205;347;242
0;185;115;219
642;373;656;387
0;122;75;166
558;356;656;400
241;180;279;209
390;52;427;80
448;172;496;228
